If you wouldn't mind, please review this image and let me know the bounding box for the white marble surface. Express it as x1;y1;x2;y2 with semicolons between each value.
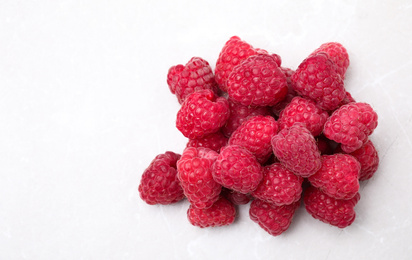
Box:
1;0;412;259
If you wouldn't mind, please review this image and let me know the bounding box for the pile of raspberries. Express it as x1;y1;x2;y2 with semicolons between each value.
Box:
138;36;379;236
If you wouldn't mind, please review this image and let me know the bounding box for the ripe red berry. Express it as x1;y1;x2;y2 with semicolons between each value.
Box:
176;89;230;139
249;199;300;236
177;147;221;209
310;42;350;79
188;197;236;228
212;145;263;194
304;186;360;228
348;140;379;181
138;152;184;205
227;54;288;107
186;131;228;153
167;57;219;104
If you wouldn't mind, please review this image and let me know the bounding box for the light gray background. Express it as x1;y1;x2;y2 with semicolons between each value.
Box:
1;0;412;259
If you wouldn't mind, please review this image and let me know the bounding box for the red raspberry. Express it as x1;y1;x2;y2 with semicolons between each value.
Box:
323;102;378;153
228;115;279;163
310;42;349;79
188;197;236;228
176;90;230;139
271;67;298;116
227;54;288;107
186;131;228;153
222;99;271;137
215;36;260;92
278;97;329;136
212;145;263;194
308;154;360;200
348;140;379;181
291;52;345;111
167;57;219;104
138;151;184;205
271;124;322;177
249;199;299;236
221;188;252;205
177;147;221;209
252;163;303;206
304;186;360;228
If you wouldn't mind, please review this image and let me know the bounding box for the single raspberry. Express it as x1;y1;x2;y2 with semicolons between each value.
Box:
215;36;260;92
222;99;271;137
310;42;349;79
138;151;184;205
271;68;298;116
228;115;279;163
176;89;230;139
348;140;379;181
291;52;345;111
177;147;221;209
186;131;228;153
323;102;378;153
304;186;360;228
188;197;236;228
249;199;299;236
308;154;360;200
227;54;288;107
252;163;303;206
271;124;322;177
222;188;252;205
167;57;219;104
278;97;329;136
212;145;263;194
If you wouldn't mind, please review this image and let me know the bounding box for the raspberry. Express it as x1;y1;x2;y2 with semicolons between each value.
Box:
323;102;378;153
167;57;219;104
310;42;349;79
222;188;252;205
227;54;288;107
188;197;236;228
278;97;329;136
291;52;345;111
228;115;279;163
176;89;230;139
222;99;271;137
186;131;228;153
304;186;360;228
138;152;184;205
348;140;379;181
212;145;263;194
271;124;322;177
271;67;298;116
177;147;221;209
252;163;303;206
308;154;360;200
249;199;299;236
215;36;260;92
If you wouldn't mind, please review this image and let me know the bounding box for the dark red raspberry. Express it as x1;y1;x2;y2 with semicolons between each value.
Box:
323;102;378;153
308;154;360;200
316;135;335;155
227;54;288;107
310;42;349;79
228;115;279;163
176;89;230;139
138;152;184;205
177;147;221;209
212;145;263;194
167;57;219;104
304;186;360;228
222;188;252;205
186;131;228;153
222;99;271;137
291;52;345;111
215;36;260;92
271;124;322;177
348;140;379;181
249;199;299;236
188;197;236;228
278;97;329;136
252;163;303;206
271;67;298;116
